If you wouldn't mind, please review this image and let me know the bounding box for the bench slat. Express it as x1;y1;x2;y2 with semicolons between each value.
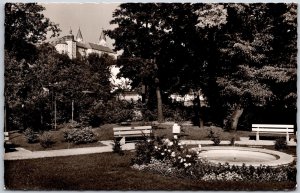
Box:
133;126;152;130
252;124;294;128
114;130;152;136
113;127;132;131
252;128;294;132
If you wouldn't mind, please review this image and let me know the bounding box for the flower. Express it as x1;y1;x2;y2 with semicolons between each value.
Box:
147;139;151;142
164;149;167;151
186;155;191;158
168;149;171;152
171;152;176;157
174;135;178;139
161;153;165;155
168;142;174;146
180;146;184;149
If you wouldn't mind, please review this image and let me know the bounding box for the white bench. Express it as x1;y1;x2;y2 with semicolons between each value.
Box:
252;124;294;142
113;126;153;145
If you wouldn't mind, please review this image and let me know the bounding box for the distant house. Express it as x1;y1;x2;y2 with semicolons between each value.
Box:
52;28;116;59
117;91;142;102
170;93;208;107
117;91;207;107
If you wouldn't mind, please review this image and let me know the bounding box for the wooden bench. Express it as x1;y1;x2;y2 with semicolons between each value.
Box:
113;126;153;145
252;124;294;142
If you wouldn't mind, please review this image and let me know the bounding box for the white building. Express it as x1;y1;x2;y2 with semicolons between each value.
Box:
52;28;116;59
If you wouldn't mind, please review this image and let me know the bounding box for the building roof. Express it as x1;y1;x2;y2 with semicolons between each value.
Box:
88;43;115;53
76;28;83;42
76;42;115;53
76;42;90;49
52;38;67;45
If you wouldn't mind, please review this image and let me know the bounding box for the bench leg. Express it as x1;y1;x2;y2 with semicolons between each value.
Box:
286;132;289;143
256;131;259;141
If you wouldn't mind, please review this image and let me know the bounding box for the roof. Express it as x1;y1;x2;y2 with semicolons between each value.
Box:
88;43;115;53
52;38;67;45
76;42;91;49
76;28;83;41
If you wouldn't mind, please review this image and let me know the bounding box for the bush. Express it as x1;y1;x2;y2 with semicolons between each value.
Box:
275;138;288;150
24;128;38;143
63;127;98;144
39;132;54;148
208;129;221;146
132;136;200;170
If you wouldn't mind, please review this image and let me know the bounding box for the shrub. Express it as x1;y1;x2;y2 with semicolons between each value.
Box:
208;129;221;146
39;132;54;148
275;138;288;150
132;136;200;170
63;127;98;144
24;128;38;143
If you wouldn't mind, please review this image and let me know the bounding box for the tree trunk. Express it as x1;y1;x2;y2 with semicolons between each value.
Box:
193;95;204;129
156;85;164;123
230;104;244;131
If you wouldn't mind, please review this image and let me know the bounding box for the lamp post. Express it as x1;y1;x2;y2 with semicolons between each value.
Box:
48;83;57;130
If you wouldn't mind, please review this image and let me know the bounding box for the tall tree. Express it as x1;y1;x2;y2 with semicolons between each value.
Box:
5;3;60;60
107;3;203;123
197;4;297;130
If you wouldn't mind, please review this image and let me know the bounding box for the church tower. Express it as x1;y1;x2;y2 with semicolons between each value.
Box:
76;28;83;42
65;27;76;59
98;28;107;46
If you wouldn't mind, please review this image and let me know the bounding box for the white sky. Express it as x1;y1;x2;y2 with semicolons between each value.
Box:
41;3;120;48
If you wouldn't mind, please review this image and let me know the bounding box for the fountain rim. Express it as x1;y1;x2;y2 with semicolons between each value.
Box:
193;146;294;167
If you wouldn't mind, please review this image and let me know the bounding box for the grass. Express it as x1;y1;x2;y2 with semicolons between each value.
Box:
4;152;296;191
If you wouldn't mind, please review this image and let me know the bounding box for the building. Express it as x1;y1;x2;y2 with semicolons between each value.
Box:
52;28;116;59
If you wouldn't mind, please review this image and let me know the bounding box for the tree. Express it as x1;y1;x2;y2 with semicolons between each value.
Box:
107;3;204;123
196;4;297;130
5;3;60;60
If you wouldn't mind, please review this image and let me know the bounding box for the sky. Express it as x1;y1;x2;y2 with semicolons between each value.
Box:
41;3;120;48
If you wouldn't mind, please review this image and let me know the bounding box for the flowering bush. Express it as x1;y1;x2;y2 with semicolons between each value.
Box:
132;135;200;170
63;127;98;144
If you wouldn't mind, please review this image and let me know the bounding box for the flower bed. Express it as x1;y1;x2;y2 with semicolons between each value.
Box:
131;136;296;182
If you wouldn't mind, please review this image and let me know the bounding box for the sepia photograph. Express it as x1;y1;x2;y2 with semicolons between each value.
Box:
3;2;297;191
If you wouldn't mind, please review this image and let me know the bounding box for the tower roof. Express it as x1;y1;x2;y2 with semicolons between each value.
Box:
98;28;107;46
76;28;83;42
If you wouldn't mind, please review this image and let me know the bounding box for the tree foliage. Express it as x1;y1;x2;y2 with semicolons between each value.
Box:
5;3;60;60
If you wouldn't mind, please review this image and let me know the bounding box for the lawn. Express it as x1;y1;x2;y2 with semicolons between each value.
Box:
4;152;296;191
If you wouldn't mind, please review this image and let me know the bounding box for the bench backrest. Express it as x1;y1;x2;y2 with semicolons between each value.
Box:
113;126;152;137
252;124;294;133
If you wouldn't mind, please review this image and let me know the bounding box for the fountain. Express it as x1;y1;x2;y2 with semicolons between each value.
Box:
195;146;294;167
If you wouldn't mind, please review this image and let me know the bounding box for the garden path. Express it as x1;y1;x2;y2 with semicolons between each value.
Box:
4;139;296;161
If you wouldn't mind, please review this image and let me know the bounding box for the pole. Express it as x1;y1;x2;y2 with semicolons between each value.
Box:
54;95;57;130
72;100;74;123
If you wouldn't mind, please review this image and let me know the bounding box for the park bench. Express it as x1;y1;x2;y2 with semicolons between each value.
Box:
4;132;14;152
113;126;153;145
251;124;294;142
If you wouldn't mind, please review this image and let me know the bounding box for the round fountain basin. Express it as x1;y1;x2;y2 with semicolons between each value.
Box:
196;146;294;167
